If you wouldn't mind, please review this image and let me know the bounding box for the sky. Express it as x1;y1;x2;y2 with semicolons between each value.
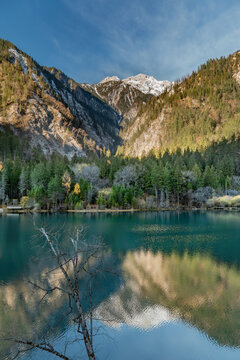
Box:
1;0;240;83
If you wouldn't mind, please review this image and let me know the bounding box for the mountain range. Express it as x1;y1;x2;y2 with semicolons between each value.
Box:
1;38;240;159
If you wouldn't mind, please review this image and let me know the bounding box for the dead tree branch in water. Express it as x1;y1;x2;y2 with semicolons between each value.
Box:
3;226;109;360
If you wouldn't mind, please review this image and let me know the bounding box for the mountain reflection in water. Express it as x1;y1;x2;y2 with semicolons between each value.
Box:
95;249;240;348
1;212;240;359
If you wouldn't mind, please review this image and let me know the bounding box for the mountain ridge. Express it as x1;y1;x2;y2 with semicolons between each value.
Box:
1;38;240;160
80;73;172;131
0;38;122;159
117;51;240;157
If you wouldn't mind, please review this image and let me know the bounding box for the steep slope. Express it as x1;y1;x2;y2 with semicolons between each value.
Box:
2;37;240;160
0;39;121;159
80;75;172;130
118;52;240;157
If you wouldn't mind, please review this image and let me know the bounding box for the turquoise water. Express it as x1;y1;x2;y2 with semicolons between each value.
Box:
1;211;240;359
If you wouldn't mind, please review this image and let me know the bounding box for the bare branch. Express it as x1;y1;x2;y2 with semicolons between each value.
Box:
2;225;117;360
3;338;70;360
38;226;96;360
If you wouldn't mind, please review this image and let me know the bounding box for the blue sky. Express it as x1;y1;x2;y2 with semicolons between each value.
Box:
1;0;240;83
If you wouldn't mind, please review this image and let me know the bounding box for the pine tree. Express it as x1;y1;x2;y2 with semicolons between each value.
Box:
0;171;6;205
151;163;164;207
48;176;65;208
192;163;203;188
173;165;183;207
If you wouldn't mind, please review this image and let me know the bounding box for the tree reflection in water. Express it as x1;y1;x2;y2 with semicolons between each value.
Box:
2;247;240;359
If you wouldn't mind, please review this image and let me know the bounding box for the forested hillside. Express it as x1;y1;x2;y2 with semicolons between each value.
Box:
1;39;240;210
0;39;121;159
120;52;240;157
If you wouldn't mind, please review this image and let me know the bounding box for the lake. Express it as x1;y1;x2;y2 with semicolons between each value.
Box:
1;211;240;360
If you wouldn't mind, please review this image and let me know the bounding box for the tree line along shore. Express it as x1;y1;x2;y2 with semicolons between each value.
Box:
1;137;240;212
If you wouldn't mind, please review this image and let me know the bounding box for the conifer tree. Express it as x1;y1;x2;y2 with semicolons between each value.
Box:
0;171;6;205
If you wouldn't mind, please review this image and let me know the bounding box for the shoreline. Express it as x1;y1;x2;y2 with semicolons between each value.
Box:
1;207;240;214
0;208;165;214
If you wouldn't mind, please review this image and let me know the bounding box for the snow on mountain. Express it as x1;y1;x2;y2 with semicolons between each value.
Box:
99;76;120;84
95;73;172;97
94;291;176;329
80;73;172;131
122;73;172;96
9;48;28;75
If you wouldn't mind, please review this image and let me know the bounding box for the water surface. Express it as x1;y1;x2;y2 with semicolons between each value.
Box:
1;211;240;359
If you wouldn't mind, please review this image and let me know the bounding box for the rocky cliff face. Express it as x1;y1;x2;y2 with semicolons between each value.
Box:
0;39;122;159
80;74;172;130
0;38;176;159
2;38;239;160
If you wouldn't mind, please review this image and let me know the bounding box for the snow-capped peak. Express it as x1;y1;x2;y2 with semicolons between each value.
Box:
122;74;172;96
96;73;172;96
99;76;120;84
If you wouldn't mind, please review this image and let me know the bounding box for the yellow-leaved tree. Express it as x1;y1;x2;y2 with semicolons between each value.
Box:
73;183;81;195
